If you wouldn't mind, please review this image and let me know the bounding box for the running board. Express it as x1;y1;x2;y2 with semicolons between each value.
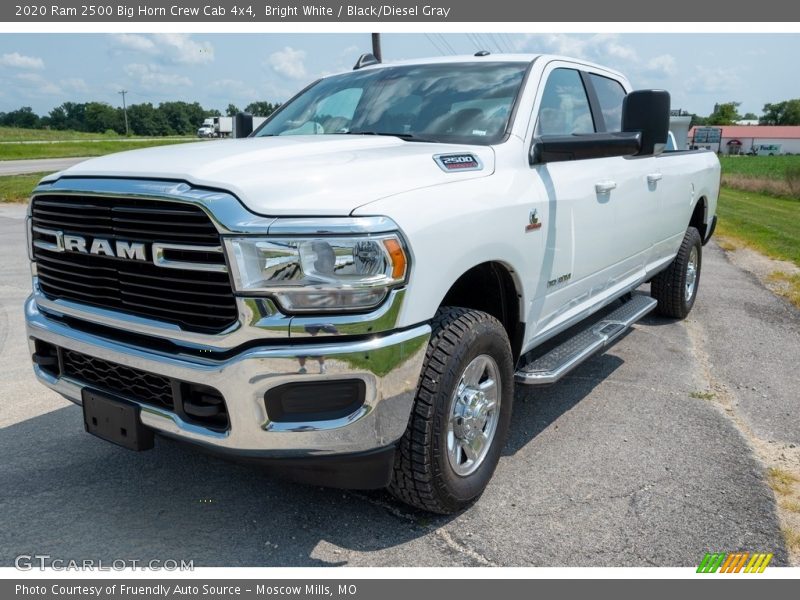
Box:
515;294;657;385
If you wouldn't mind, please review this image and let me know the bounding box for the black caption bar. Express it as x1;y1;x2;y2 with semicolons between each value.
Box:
4;580;798;600
3;0;800;21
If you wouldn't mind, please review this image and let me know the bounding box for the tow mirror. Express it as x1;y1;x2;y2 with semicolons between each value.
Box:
622;89;671;156
530;88;671;164
529;132;641;165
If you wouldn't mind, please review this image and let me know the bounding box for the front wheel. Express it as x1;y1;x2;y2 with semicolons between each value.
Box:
388;307;514;514
651;226;703;319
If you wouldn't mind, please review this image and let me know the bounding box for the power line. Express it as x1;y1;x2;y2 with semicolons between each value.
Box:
465;33;483;53
490;33;510;53
501;33;517;53
436;33;457;55
482;33;503;53
424;33;446;56
476;33;495;52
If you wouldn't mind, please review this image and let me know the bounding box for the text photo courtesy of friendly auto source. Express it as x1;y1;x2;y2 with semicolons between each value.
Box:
0;31;799;567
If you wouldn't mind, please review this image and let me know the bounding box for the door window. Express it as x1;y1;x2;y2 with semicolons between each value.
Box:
588;73;627;132
535;68;595;136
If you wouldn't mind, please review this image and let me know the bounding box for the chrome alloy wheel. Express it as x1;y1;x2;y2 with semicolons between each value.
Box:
685;246;699;302
446;354;502;477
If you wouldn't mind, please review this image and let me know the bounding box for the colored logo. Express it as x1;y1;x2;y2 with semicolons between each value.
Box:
697;552;773;573
526;209;542;232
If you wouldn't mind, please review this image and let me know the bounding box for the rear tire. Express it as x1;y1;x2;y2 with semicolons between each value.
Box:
388;307;514;514
651;226;703;319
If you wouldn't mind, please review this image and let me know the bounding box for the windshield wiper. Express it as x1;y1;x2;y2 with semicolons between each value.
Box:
338;131;440;143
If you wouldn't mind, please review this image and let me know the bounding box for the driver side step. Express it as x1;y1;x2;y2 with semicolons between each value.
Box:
515;294;657;385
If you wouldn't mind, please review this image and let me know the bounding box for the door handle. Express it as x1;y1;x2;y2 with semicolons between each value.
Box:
595;181;617;194
647;173;663;184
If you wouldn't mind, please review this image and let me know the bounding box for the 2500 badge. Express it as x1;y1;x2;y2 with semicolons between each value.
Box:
434;153;483;172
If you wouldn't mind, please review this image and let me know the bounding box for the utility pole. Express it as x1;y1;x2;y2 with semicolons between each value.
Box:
371;33;382;62
118;89;129;136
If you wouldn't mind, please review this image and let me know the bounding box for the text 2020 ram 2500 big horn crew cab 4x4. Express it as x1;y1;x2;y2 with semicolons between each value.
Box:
25;54;720;513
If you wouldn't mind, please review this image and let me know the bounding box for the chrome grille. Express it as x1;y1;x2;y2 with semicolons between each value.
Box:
31;194;238;333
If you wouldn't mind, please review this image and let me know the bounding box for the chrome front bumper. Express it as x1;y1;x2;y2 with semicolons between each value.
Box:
25;296;430;457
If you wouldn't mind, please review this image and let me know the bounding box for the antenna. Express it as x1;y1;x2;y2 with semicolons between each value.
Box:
371;33;382;62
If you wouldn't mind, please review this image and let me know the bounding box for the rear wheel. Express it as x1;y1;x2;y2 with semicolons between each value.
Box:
651;226;703;319
388;307;514;514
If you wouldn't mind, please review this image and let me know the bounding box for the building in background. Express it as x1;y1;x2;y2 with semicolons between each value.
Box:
688;125;800;155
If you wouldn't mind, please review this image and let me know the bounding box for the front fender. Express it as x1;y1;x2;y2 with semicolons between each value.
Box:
353;174;543;330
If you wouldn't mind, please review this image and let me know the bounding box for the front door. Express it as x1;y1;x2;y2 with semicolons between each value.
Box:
528;65;655;336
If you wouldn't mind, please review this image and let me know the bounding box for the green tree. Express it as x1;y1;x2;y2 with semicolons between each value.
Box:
0;106;40;128
47;105;69;130
742;112;759;121
760;99;800;125
244;101;280;116
707;102;742;126
85;102;122;133
157;101;200;135
47;102;89;131
126;103;170;136
225;103;241;117
690;113;708;128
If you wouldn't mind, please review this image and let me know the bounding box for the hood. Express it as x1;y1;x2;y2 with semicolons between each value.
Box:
61;136;495;216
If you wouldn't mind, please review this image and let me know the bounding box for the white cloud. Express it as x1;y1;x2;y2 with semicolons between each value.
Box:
684;65;742;94
641;54;678;79
110;33;213;65
0;52;44;70
268;46;307;80
522;33;637;65
208;78;260;104
60;77;89;93
605;39;638;62
124;63;192;90
111;33;156;53
152;33;214;65
340;45;360;58
15;73;61;95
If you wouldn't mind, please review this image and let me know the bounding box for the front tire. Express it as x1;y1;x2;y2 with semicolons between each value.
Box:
389;307;514;514
651;226;703;319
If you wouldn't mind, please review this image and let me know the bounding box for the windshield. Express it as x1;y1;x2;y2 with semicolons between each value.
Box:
254;62;529;145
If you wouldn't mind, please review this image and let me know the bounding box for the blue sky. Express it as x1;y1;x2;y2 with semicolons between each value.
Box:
0;33;797;117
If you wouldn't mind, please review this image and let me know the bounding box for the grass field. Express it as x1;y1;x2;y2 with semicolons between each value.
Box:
716;187;800;307
716;188;800;265
0;171;47;203
0;138;198;160
719;155;800;180
719;155;800;198
0;126;127;142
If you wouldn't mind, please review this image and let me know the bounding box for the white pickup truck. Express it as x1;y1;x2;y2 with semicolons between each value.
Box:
25;53;720;513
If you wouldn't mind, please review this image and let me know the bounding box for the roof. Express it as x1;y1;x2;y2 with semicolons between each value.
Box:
326;53;627;81
689;125;800;139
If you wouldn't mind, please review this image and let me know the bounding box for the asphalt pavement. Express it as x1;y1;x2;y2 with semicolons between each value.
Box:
0;202;795;566
0;157;90;176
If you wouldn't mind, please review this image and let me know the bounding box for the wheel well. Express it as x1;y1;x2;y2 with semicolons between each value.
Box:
690;196;708;240
440;262;524;360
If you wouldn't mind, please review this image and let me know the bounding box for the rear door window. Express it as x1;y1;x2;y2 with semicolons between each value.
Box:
588;74;627;132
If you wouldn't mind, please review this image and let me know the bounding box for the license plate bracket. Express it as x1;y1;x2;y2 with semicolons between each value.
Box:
82;389;154;451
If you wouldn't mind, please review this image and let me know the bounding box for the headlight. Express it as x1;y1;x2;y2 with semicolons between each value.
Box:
225;234;408;312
